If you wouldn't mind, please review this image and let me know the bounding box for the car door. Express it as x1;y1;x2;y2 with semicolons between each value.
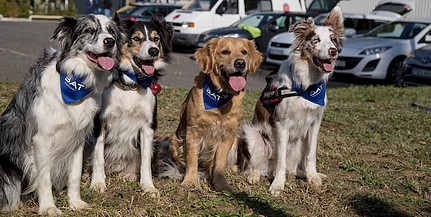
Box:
256;14;287;54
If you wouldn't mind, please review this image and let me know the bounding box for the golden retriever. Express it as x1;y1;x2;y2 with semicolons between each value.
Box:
166;37;262;191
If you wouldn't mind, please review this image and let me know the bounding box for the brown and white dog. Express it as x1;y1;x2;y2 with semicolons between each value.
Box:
90;16;173;197
234;6;344;195
163;38;262;191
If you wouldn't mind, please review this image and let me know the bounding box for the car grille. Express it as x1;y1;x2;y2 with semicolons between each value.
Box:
268;53;288;61
270;42;291;48
335;57;362;70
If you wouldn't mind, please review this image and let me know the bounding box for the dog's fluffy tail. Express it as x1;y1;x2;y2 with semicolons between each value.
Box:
0;159;23;211
239;123;274;177
152;138;183;180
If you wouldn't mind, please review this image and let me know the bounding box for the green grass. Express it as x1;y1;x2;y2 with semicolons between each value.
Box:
0;82;430;217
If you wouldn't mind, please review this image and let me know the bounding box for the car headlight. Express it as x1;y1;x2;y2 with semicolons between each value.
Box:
222;33;240;38
181;22;194;28
359;46;391;55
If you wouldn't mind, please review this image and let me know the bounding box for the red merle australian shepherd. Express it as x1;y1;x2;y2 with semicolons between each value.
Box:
231;6;344;195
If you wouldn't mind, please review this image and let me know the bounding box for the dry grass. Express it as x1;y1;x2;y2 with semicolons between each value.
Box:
0;82;430;217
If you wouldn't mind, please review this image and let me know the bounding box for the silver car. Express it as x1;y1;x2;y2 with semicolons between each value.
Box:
335;18;431;82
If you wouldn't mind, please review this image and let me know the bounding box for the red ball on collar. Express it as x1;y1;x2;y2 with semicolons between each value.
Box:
151;82;162;94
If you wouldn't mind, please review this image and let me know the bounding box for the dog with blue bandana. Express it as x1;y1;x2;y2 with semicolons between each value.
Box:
234;6;344;196
163;37;262;192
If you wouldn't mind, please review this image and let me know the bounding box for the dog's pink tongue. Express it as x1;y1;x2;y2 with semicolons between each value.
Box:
98;57;115;70
323;63;334;72
229;76;246;91
142;65;155;75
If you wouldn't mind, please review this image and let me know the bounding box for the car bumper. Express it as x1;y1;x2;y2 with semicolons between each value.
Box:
334;54;389;80
403;64;431;85
172;32;199;48
266;46;292;65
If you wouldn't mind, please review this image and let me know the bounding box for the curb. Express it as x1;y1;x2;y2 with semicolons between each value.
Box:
0;14;63;21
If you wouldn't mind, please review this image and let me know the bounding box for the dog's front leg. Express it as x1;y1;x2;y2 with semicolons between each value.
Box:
181;131;200;188
33;135;63;216
302;120;326;187
139;124;159;197
90;127;107;193
269;121;288;196
68;144;89;210
212;136;234;192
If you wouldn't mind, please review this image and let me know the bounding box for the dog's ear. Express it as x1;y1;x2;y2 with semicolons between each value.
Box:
289;18;315;50
195;38;216;74
322;6;344;37
51;17;77;51
152;16;174;52
245;39;262;74
112;12;128;49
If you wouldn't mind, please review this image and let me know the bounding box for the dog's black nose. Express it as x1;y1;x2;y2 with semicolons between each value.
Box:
104;38;115;48
234;59;246;71
329;47;338;57
149;47;159;57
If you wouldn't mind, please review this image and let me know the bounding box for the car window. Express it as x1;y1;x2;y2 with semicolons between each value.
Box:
234;14;273;28
368;22;428;39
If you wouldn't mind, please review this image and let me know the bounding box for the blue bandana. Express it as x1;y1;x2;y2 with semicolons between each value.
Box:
123;70;154;88
203;75;233;110
292;81;326;106
60;72;92;104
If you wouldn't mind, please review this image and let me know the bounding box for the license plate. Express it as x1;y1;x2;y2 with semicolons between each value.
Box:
268;48;283;55
411;68;431;78
336;60;346;67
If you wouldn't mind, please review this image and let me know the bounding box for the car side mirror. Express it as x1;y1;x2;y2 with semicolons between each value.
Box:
344;28;357;38
268;24;279;31
216;2;227;15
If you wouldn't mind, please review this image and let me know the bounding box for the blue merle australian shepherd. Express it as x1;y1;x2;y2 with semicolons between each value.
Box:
0;14;124;215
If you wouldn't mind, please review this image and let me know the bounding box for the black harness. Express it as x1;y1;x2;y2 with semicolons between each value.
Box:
260;75;299;113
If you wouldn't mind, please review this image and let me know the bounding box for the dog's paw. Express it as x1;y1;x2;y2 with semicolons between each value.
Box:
269;182;284;196
69;199;89;210
247;172;261;184
39;206;63;217
141;186;160;198
90;181;107;193
213;180;232;192
307;173;326;187
181;178;200;189
121;173;138;182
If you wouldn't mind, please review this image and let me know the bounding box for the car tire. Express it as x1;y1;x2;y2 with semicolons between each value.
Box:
386;56;405;84
394;62;406;87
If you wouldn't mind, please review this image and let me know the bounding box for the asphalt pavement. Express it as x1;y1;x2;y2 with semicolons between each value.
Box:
0;19;271;90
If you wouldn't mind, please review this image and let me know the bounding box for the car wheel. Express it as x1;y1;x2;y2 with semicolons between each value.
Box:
386;57;405;84
394;61;406;87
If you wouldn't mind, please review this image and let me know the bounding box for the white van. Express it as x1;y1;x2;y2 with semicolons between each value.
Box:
165;0;307;48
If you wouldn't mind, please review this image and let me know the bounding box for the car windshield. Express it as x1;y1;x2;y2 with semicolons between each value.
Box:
182;0;213;11
231;14;275;28
366;21;429;39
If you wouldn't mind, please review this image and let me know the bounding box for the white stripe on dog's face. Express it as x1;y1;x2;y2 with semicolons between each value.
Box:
314;26;338;59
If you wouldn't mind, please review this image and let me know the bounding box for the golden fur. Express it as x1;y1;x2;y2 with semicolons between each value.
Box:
169;38;262;191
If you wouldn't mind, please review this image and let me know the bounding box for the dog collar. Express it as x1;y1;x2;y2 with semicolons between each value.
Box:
292;81;326;106
203;75;233;110
60;72;92;104
122;69;154;89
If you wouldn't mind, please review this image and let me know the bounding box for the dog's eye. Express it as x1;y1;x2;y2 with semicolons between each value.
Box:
241;49;248;55
84;28;95;34
312;37;320;44
132;36;141;42
221;50;231;55
108;28;115;35
153;36;160;43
